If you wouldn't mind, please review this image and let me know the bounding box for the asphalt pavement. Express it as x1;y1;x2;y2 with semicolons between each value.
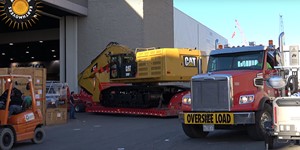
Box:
12;112;300;150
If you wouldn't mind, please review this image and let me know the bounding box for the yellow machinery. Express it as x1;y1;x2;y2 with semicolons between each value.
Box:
78;42;134;102
111;47;207;82
78;42;207;116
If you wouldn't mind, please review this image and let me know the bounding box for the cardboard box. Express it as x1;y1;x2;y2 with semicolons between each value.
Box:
0;68;8;75
45;108;67;126
9;67;46;100
0;68;8;94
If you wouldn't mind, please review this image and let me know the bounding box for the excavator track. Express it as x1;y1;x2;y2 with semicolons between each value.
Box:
100;85;188;108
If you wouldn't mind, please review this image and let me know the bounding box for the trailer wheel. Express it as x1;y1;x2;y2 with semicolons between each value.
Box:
248;104;272;141
182;124;209;138
31;127;45;144
75;103;86;112
0;128;14;150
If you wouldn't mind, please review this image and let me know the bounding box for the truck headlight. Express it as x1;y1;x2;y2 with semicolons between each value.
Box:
182;94;191;105
239;95;254;104
279;124;294;131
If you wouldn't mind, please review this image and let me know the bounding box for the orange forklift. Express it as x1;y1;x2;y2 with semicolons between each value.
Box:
0;74;45;150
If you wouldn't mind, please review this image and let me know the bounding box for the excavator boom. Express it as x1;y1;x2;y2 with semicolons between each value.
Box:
78;42;134;101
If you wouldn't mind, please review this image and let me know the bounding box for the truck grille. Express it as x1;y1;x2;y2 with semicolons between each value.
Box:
191;75;232;111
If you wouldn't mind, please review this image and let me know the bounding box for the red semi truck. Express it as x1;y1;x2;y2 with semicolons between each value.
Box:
179;33;293;140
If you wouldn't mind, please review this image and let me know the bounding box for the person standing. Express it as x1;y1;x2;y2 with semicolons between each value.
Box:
69;91;76;119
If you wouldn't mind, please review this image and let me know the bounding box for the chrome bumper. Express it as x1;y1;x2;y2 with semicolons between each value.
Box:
272;132;300;140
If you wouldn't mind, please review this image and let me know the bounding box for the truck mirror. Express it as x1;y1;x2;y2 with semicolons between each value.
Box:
266;76;286;89
284;69;289;75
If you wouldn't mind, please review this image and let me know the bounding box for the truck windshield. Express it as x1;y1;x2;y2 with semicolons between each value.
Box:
207;51;264;72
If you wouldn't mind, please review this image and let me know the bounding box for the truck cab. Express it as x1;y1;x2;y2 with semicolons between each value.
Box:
179;41;283;140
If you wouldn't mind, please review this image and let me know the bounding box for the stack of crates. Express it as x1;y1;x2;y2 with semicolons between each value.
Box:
0;67;47;124
45;81;68;125
0;67;69;126
0;68;9;100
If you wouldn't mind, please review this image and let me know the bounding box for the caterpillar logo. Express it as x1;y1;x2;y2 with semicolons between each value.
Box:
0;0;43;29
183;56;197;67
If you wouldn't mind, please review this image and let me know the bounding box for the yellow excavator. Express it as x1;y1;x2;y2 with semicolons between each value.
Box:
77;42;207;116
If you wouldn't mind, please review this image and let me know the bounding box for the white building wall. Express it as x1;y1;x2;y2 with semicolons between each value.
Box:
143;0;174;47
77;0;174;76
174;8;228;54
37;0;227;92
65;16;78;92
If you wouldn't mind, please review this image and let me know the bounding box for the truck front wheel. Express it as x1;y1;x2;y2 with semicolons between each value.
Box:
248;104;272;141
182;124;209;138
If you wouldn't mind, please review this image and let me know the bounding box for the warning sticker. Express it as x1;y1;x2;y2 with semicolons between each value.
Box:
25;112;35;122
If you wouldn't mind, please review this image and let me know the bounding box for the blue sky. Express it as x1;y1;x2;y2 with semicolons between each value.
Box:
174;0;300;47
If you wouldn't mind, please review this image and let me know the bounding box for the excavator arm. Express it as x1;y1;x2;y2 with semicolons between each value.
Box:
78;42;134;102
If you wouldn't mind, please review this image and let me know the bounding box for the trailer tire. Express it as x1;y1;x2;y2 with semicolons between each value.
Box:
0;128;14;150
75;103;86;112
182;124;209;138
248;104;272;141
32;127;45;144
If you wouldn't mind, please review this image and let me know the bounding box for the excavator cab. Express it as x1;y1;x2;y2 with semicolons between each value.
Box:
0;75;45;150
110;53;137;79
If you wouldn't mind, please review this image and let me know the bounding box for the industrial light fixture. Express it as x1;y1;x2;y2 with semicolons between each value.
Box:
26;51;29;54
2;53;5;55
51;49;55;52
9;43;13;46
10;58;13;60
53;55;56;58
31;57;34;59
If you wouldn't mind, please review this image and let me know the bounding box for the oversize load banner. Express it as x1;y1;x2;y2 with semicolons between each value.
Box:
0;0;42;29
184;112;234;124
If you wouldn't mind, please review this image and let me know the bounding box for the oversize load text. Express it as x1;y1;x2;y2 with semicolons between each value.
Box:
184;113;234;124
